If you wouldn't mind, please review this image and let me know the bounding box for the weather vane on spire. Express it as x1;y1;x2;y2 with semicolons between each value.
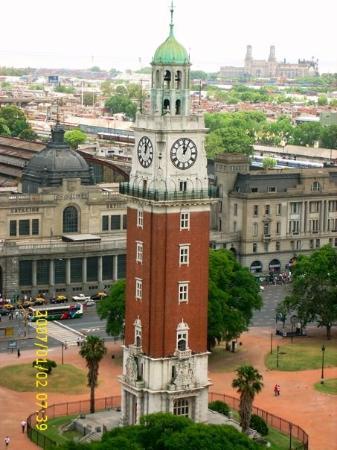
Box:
170;1;174;36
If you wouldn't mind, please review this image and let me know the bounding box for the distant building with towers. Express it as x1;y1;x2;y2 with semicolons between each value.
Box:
220;45;318;80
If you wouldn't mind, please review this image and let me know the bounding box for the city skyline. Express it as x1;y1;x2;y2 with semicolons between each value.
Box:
0;0;336;73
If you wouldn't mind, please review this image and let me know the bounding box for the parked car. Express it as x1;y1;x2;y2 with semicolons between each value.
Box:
84;299;96;307
34;297;47;305
72;293;91;302
90;292;107;300
51;295;68;304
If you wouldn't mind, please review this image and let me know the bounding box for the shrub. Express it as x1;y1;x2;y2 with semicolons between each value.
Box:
249;414;268;436
32;359;57;374
208;400;230;417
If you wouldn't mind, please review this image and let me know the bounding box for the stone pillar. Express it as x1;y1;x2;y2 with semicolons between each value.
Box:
82;257;87;284
113;255;118;280
49;260;55;286
32;260;37;287
66;259;71;285
98;256;103;283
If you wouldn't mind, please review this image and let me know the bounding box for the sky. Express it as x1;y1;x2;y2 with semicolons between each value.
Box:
0;0;336;73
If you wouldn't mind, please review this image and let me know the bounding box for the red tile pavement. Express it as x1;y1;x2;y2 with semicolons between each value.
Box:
0;330;336;450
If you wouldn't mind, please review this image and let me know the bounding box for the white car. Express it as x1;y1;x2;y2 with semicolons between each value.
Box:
84;299;96;307
72;293;91;302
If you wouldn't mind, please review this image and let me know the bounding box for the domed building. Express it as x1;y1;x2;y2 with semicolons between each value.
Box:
22;122;94;193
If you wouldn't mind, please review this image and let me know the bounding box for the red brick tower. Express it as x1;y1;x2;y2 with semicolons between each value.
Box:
120;4;214;425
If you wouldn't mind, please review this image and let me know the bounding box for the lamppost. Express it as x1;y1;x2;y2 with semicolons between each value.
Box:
320;344;326;384
276;345;280;369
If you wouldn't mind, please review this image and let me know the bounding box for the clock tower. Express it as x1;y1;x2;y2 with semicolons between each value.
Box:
120;4;214;425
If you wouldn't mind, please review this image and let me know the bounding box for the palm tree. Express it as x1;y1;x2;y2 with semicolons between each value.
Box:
232;365;264;433
79;335;107;413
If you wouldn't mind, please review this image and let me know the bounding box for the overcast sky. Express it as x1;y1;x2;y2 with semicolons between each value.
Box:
0;0;336;73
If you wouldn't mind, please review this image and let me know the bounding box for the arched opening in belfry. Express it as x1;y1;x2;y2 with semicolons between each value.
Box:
175;99;181;115
175;70;182;89
163;99;170;113
155;70;160;88
164;70;171;89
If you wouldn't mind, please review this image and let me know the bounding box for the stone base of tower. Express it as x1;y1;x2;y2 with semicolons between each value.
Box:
120;347;211;425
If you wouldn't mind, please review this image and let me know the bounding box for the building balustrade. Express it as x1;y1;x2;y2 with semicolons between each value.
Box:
174;349;192;359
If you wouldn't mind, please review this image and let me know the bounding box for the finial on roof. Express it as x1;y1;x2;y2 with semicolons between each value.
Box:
170;1;174;36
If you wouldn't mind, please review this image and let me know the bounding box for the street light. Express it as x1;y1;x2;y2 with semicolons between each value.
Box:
320;344;326;384
276;345;280;369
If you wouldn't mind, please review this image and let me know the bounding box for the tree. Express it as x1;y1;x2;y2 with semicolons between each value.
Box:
82;92;97;106
105;94;137;120
79;335;106;413
292;122;321;146
232;365;264;433
320;125;337;149
0;118;10;136
89;66;101;72
208;250;262;349
97;279;126;336
64;129;87;149
317;95;328;106
262;157;276;169
0;105;35;138
282;245;337;339
54;85;75;94
101;80;114;97
206;127;254;158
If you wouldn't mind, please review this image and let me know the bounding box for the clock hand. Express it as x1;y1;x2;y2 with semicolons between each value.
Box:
144;142;148;155
182;142;187;155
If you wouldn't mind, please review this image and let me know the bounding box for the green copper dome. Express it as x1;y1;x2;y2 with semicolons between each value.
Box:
152;33;189;65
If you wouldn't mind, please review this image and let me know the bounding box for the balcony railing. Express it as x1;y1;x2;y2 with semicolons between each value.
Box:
174;349;192;359
119;183;219;201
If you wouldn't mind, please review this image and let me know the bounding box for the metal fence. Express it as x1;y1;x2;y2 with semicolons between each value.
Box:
27;395;121;449
209;392;309;450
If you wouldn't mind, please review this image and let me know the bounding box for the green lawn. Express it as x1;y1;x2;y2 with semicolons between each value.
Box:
39;415;79;444
0;364;87;393
265;341;337;371
314;378;337;395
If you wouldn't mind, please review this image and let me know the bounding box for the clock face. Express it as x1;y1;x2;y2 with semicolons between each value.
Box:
137;136;153;168
170;138;197;170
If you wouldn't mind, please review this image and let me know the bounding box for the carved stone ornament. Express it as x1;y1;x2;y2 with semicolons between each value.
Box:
125;355;137;384
174;360;196;389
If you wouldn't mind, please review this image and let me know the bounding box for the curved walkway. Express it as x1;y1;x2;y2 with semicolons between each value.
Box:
0;329;336;450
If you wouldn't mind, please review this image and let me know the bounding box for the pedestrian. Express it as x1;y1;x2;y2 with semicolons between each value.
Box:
21;420;26;433
276;384;281;396
17;348;21;358
4;436;10;447
274;384;278;396
77;337;80;347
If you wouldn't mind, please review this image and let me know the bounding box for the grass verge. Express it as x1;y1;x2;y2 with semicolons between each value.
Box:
314;378;337;395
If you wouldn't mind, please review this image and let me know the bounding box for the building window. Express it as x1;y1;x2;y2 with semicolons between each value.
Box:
111;215;121;230
102;215;109;231
316;239;320;248
276;241;280;251
268;186;276;193
289;220;300;234
328;218;337;232
117;254;126;279
180;212;190;230
87;256;98;282
173;398;189;417
19;219;30;236
137;209;143;228
310;219;319;233
253;223;258;237
251;187;258;193
311;181;321;191
71;258;83;283
234;203;238;216
32;219;39;235
134;317;142;347
296;240;301;250
176;320;189;351
264;242;269;252
102;255;113;280
135;278;142;300
9;220;17;236
54;259;66;284
253;205;259;217
290;202;301;214
277;204;282;215
19;260;33;286
263;223;270;236
328;200;337;212
309;201;319;213
179;181;187;192
253;242;257;253
276;222;281;234
310;239;314;249
136;241;143;263
37;260;49;285
265;205;270;215
233;221;237;232
178;282;189;303
122;214;127;230
179;245;190;265
63;206;78;233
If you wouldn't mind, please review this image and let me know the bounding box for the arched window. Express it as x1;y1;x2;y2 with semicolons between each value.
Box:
164;70;171;89
63;206;78;233
134;317;142;348
175;71;182;89
311;181;321;191
176;320;189;352
163;99;170;113
175;99;181;115
155;70;160;88
250;260;263;273
269;259;281;273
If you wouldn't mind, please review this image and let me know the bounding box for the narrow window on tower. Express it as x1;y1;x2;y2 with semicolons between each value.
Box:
180;211;190;230
178;282;189;303
176;320;189;353
137;209;143;228
179;181;187;192
136;241;143;263
135;278;142;300
134;317;142;348
179;244;190;266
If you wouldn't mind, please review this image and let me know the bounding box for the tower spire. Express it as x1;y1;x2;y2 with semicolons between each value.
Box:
170;1;174;36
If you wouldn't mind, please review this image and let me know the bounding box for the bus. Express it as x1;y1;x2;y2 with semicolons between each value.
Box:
28;303;83;321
